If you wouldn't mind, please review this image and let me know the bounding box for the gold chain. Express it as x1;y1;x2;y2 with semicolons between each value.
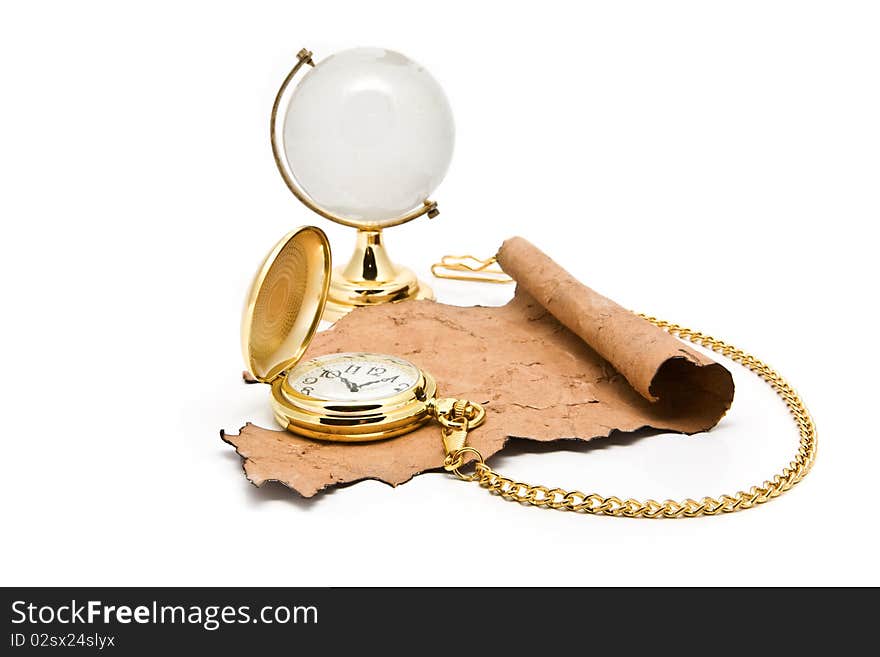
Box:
439;315;818;518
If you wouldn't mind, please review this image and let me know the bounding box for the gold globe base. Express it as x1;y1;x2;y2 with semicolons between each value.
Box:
321;229;434;323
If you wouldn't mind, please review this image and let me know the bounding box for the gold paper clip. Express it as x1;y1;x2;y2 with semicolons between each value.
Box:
430;255;514;284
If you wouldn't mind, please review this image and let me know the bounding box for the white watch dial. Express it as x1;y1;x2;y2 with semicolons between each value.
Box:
288;353;420;402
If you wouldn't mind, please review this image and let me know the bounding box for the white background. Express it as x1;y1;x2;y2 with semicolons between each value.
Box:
1;1;878;587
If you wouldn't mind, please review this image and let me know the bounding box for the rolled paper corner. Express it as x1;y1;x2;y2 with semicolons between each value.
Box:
497;236;734;423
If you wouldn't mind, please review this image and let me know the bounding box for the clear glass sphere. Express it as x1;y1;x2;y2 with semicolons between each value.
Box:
282;47;455;225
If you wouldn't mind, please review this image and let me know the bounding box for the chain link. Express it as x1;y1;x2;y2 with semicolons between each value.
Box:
447;315;817;518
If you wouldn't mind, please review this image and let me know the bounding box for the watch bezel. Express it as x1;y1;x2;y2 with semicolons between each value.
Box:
271;352;437;442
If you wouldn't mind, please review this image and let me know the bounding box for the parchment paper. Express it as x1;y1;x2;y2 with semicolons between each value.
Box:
222;237;734;497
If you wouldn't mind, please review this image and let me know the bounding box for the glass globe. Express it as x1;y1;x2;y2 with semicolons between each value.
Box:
282;47;455;225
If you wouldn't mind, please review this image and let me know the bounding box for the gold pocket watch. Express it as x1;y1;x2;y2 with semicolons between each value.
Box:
242;226;485;448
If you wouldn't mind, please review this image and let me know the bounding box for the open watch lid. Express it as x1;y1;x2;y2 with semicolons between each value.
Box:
241;226;332;383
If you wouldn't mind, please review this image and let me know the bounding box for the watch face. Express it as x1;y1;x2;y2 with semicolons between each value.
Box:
287;353;420;402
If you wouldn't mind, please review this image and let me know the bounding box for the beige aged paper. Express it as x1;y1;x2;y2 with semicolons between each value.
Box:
222;238;734;497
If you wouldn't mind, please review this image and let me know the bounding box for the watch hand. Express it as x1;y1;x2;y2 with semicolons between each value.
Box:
358;377;399;389
339;377;359;392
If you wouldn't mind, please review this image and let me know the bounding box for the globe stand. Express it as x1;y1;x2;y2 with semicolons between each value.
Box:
271;47;443;323
322;228;434;322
